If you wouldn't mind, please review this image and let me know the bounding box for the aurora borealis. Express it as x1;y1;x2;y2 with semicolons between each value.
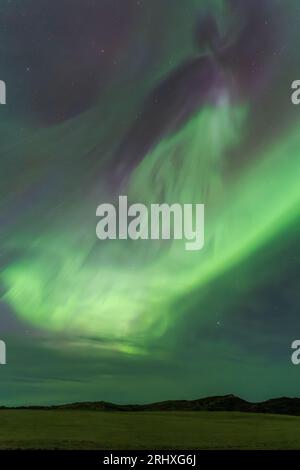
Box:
1;0;300;405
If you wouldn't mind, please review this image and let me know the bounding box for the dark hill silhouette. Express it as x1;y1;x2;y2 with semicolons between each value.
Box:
5;395;300;417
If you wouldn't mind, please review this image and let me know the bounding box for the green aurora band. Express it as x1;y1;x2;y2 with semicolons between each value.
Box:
2;99;300;351
1;0;300;367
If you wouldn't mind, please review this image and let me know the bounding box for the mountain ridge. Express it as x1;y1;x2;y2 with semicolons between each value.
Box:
4;394;300;416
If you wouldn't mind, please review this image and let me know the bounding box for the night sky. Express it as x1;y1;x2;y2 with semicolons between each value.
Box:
1;0;300;406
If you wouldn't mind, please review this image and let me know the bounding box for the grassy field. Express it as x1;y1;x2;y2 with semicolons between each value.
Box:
0;410;300;449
